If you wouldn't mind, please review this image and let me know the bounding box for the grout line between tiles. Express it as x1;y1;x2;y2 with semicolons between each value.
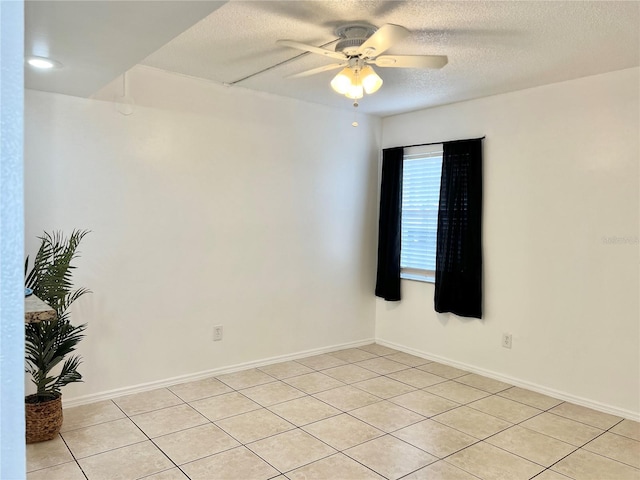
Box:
396;458;484;480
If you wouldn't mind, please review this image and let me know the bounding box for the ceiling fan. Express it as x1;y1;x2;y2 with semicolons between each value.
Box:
277;23;448;100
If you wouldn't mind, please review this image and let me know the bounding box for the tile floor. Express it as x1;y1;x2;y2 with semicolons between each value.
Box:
27;344;640;480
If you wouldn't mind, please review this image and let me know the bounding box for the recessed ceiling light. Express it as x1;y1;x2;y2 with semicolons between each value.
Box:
26;56;62;69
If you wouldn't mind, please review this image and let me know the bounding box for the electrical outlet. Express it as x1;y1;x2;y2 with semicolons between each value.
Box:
502;333;512;349
213;325;223;342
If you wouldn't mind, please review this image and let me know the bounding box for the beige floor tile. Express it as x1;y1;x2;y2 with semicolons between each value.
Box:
455;373;512;393
216;408;295;443
131;403;208;438
497;386;563;410
353;376;416;399
418;362;468;379
247;429;336;472
27;461;85;480
486;425;576;466
533;470;574;480
433;406;512;439
350;400;425;432
447;442;544;480
142;468;190;479
387;368;447;388
468;394;541;423
394;419;477;458
425;381;490;404
287;453;385;479
329;348;377;363
612;419;640;441
520;412;603;446
390;390;459;417
583;432;640;468
258;360;314;379
268;396;340;426
303;413;383;450
26;435;74;472
358;343;399;356
168;377;232;402
60;400;125;433
283;372;345;394
549;402;623;429
322;364;379;384
314;385;381;411
239;381;305;406
356;357;408;375
61;417;147;458
189;391;261;421
402;460;481;480
36;346;640;480
181;446;279;480
385;352;432;367
296;353;347;370
153;423;239;465
552;448;640;480
78;441;173;480
216;368;275;390
344;435;437;480
113;388;183;416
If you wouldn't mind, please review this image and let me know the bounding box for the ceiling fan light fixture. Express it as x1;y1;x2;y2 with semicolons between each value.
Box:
345;83;364;100
361;65;383;94
330;67;354;95
345;67;364;99
330;63;382;99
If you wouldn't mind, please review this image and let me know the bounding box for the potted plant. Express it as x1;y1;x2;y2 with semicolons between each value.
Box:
24;230;90;443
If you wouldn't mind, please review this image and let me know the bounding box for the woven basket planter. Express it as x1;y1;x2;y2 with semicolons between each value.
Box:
25;394;63;443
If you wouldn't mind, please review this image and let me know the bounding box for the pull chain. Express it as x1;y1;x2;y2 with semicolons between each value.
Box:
352;100;359;127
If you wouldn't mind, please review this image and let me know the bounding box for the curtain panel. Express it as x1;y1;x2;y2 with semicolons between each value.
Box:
375;147;404;301
434;139;483;318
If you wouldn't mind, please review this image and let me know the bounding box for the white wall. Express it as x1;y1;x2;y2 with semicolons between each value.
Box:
377;67;639;418
25;65;381;401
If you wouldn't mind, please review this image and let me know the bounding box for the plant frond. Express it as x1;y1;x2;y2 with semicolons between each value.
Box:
50;356;83;395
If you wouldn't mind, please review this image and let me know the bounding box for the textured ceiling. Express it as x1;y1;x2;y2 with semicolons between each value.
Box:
25;1;640;117
141;1;640;116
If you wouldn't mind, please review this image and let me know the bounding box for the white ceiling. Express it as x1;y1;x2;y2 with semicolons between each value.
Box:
25;1;226;97
25;1;640;117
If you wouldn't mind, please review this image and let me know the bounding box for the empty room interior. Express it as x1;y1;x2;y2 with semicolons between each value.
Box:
12;1;640;479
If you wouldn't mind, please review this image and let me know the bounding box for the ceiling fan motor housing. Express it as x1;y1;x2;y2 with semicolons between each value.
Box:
335;23;377;56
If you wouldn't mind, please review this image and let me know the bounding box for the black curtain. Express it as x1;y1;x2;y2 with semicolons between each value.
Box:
375;147;404;301
434;139;483;318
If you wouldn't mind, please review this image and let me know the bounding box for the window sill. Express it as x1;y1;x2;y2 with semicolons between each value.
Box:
400;272;435;284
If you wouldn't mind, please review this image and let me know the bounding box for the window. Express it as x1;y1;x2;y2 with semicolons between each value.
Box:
400;144;443;282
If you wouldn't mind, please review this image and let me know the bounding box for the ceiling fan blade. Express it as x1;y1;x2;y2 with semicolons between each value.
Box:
357;24;410;57
287;63;346;79
372;55;448;69
276;39;346;61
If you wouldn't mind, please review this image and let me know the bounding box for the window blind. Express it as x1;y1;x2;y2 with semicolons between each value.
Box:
401;146;443;274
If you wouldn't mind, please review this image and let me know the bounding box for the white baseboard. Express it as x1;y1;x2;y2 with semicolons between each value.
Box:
62;338;375;408
375;338;640;422
64;336;639;422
